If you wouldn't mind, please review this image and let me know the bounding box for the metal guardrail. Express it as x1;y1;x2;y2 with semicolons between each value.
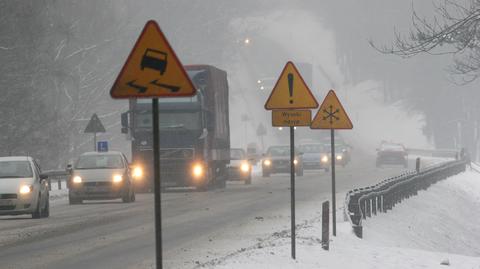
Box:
344;158;467;238
43;170;70;191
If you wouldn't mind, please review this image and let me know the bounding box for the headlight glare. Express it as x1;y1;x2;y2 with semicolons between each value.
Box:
19;185;32;194
293;159;298;165
321;156;329;163
73;176;82;184
113;174;123;183
264;159;271;166
336;155;343;160
192;164;204;178
132;166;143;179
240;162;250;173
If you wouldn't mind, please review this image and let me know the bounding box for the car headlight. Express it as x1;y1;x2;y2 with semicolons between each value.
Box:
132;166;143;179
192;163;204;178
293;159;299;165
113;174;123;183
73;176;82;184
321;156;329;163
264;159;271;166
336;155;343;160
240;162;250;173
19;185;32;194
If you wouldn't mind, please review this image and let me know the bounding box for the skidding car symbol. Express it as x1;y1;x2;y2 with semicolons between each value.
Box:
141;48;167;75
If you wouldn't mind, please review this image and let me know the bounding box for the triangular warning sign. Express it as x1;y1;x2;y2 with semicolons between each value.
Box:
264;61;318;110
84;113;106;133
110;20;196;98
311;90;353;129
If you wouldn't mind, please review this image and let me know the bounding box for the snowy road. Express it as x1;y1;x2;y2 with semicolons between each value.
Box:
0;154;417;269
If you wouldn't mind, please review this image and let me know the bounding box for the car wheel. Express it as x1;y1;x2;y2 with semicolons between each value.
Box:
130;191;136;202
122;189;132;203
42;198;50;218
32;197;42;219
245;175;252;185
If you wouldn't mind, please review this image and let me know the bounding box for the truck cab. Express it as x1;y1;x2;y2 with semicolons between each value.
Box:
121;65;230;191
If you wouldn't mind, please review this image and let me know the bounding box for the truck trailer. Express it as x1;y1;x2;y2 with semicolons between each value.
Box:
121;65;230;191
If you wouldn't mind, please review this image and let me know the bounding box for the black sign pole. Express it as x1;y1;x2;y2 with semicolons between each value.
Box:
330;129;336;236
290;126;296;259
152;98;163;269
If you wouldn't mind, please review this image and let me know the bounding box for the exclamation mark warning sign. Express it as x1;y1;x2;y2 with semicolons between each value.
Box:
288;73;294;104
264;61;319;110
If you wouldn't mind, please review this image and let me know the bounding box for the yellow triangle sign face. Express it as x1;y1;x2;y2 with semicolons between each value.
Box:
311;90;353;129
264;61;318;110
110;20;196;98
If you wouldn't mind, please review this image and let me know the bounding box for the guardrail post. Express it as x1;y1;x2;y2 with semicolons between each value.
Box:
366;199;371;218
322;201;329;250
362;200;367;219
58;179;62;190
48;179;52;191
372;196;377;215
416;157;421;173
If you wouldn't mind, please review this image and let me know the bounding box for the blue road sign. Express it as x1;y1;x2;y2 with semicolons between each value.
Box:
97;141;109;152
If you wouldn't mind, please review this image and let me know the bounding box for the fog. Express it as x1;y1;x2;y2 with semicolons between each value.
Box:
1;0;478;168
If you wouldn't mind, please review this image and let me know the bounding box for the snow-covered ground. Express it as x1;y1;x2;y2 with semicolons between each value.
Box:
198;167;480;269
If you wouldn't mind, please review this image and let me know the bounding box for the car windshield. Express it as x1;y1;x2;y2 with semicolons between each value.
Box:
381;144;404;151
75;155;124;169
267;147;291;156
135;112;201;130
230;149;246;160
0;161;33;178
299;144;324;153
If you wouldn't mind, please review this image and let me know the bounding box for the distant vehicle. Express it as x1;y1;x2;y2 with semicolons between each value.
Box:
0;156;50;218
141;48;168;75
376;142;408;168
262;145;304;177
67;151;135;204
331;144;351;167
227;148;252;184
120;65;230;191
298;143;330;172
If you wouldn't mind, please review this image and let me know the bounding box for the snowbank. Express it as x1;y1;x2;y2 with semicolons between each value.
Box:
198;169;480;268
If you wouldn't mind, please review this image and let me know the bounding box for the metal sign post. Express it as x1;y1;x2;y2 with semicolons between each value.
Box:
264;61;318;260
152;99;163;269
311;90;353;238
110;21;196;269
289;126;296;259
330;129;336;236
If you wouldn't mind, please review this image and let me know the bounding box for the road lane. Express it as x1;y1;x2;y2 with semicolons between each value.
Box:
0;153;416;269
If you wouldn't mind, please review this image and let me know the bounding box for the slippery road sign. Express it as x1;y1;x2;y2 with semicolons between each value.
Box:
110;20;196;98
264;61;318;110
311;90;353;129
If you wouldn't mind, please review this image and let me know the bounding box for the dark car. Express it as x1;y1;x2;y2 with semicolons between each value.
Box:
262;145;304;177
329;144;351;167
298;143;330;171
141;48;168;75
376;143;408;168
227;148;252;184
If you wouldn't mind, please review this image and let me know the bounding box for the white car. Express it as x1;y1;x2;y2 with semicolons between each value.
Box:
67;151;135;204
0;156;50;218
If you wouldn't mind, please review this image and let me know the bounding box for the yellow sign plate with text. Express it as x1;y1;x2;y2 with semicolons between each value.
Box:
265;62;318;110
110;20;196;98
311;90;353;129
272;110;311;127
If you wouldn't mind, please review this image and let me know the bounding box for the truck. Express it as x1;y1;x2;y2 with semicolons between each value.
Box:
120;65;230;191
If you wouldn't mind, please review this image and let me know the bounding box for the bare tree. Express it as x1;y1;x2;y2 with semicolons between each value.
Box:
372;0;480;83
